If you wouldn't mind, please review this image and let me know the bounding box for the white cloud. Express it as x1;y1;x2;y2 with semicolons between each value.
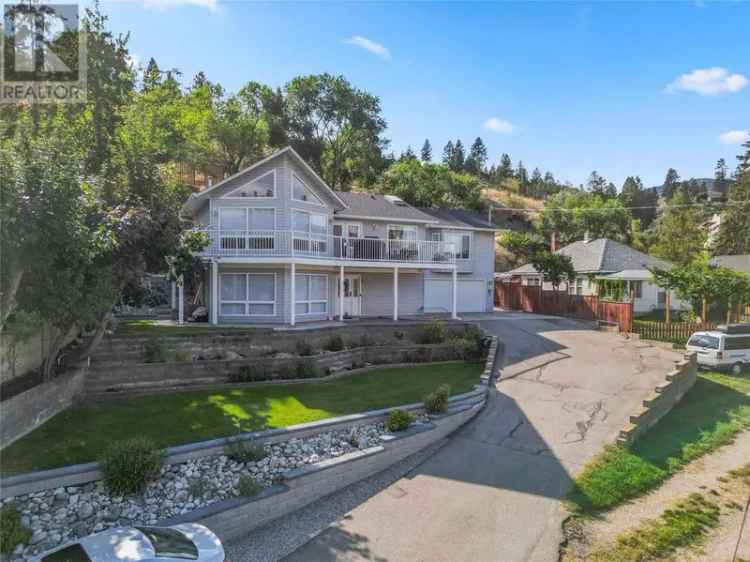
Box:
344;36;390;59
141;0;217;11
483;117;515;134
665;67;748;96
719;130;750;145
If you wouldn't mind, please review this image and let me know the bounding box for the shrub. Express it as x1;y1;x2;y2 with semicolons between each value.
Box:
387;409;415;432
295;340;314;356
295;359;322;379
224;438;268;463
462;324;485;346
0;503;32;554
229;364;266;383
424;384;451;414
99;437;164;495
236;475;263;497
451;337;481;360
358;333;376;347
393;330;405;341
143;337;167;363
323;334;345;352
418;320;444;344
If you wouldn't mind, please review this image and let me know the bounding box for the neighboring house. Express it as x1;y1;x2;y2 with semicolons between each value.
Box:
498;237;689;314
181;147;498;325
710;255;750;275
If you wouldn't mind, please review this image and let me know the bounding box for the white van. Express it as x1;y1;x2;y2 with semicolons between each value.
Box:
686;324;750;376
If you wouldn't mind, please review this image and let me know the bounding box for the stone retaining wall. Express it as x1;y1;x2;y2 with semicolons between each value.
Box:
84;343;467;396
617;352;698;446
0;368;86;449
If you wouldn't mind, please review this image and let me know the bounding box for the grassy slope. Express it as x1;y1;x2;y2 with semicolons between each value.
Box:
568;372;750;514
1;363;481;475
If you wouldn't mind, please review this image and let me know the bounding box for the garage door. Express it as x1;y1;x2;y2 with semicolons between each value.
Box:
424;279;487;313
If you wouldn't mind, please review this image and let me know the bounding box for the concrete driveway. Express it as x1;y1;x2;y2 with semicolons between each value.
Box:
283;312;682;562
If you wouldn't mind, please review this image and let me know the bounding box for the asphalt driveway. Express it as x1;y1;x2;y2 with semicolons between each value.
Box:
281;312;682;562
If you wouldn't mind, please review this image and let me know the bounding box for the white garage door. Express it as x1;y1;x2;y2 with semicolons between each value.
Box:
424;279;487;313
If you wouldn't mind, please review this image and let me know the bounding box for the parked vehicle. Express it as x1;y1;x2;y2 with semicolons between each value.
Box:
686;324;750;375
34;524;225;562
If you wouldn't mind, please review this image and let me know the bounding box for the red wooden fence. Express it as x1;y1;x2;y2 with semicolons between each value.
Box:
494;279;634;333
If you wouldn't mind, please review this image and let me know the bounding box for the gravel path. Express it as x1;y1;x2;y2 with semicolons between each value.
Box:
224;439;449;562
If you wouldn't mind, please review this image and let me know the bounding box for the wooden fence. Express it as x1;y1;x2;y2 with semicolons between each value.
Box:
494;279;633;332
632;320;717;345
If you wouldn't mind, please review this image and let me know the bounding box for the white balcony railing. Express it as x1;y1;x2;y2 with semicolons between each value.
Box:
196;229;457;265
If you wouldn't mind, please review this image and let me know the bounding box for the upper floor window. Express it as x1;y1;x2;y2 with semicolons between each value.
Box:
218;207;275;231
292;174;323;205
225;169;275;198
432;230;471;260
388;225;417;241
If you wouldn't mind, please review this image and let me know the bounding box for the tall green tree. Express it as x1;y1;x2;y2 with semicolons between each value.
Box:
530;252;576;291
497;153;513;180
714;146;750;255
442;141;454;166
619;175;657;229
284;73;388;189
449;139;465;172
539;190;631;244
465;137;487;175
420;139;432;162
662;168;680;199
650;191;706;265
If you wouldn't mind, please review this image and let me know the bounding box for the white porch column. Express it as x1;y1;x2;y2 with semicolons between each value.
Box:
177;278;184;325
339;265;345;321
170;281;176;310
290;263;296;327
393;266;399;321
451;266;458;320
210;260;218;325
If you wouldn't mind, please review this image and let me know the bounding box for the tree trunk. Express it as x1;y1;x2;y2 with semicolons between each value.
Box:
0;270;24;331
41;324;79;381
64;313;112;367
702;298;708;323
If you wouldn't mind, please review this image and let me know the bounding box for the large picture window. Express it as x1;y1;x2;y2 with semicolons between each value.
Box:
220;273;276;316
293;210;328;254
432;230;471;260
225;170;276;198
292;174;323;205
388;224;417;240
218;208;276;251
295;274;328;315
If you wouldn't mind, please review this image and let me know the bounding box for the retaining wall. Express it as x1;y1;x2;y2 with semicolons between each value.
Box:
617;352;698;445
0;368;86;449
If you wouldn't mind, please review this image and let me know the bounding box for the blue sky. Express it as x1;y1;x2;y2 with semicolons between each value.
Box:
100;1;749;188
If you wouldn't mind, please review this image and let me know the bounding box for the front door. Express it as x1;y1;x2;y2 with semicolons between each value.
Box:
340;275;362;317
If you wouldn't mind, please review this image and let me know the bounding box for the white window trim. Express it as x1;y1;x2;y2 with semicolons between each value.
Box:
334;222;363;238
387;224;418;240
431;229;472;260
219;273;277;317
218;207;277;232
293;209;328;236
295;273;329;316
291;172;325;206
224;169;277;199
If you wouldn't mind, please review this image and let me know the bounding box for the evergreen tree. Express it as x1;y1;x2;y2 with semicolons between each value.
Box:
530;167;543;197
662;168;680;199
420;139;432;162
715;158;728;197
714;142;750;254
587;171;608;196
142;58;162;91
619;176;657;229
400;146;416;161
650;191;706;265
516;161;529;194
442;141;454;166
465;137;488;175
450;139;465;172
738;138;750;177
498;153;513;179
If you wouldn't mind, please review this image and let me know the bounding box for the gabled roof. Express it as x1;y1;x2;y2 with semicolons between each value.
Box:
711;255;750;274
182;147;346;215
333;192;438;223
509;238;672;275
416;208;499;231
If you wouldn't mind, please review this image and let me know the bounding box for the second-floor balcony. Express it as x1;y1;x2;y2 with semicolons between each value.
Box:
195;229;457;266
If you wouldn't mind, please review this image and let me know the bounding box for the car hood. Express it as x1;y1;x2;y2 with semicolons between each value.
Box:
81;528;156;562
171;524;224;561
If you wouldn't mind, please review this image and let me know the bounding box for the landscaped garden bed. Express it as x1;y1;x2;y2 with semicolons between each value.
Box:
1;363;483;475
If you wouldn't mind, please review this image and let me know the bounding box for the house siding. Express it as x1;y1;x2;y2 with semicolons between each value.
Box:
361;272;424;317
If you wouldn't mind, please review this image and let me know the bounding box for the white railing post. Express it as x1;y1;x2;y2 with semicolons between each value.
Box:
452;266;458;320
393;266;399;321
290;263;296;327
211;260;218;325
339;265;345;321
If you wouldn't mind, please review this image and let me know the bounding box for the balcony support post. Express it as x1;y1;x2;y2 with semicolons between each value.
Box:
452;266;458;320
290;263;296;327
177;277;184;325
339;265;345;321
171;281;176;310
393;266;399;321
210;260;218;325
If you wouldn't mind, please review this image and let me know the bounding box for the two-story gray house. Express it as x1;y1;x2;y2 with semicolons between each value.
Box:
181;147;498;326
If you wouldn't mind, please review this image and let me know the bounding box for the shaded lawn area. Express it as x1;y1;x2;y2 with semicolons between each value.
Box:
1;362;481;475
568;372;750;514
116;320;262;336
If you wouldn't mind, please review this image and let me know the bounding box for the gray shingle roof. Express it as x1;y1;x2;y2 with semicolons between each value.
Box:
509;238;672;275
711;255;750;274
416;208;498;230
333;192;437;222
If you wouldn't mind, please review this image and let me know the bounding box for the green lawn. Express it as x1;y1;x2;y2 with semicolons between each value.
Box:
0;362;481;475
116;320;262;336
568;371;750;514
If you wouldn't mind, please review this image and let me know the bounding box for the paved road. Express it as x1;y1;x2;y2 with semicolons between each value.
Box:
282;312;681;562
